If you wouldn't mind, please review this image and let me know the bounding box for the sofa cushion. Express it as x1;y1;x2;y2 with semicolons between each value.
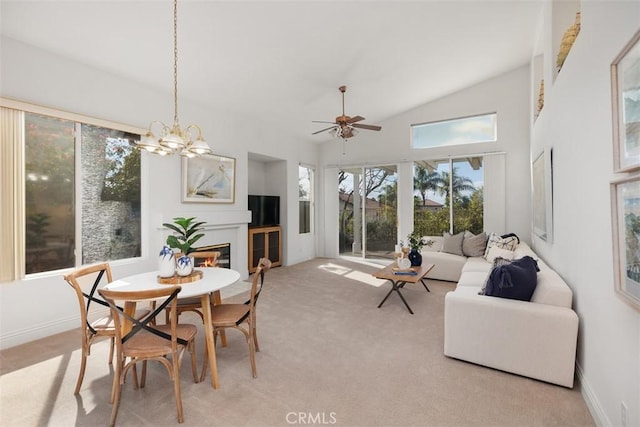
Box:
422;251;467;282
457;271;489;288
442;232;464;256
513;241;536;259
482;256;540;301
530;268;574;308
462;231;487;257
484;232;519;259
461;256;492;274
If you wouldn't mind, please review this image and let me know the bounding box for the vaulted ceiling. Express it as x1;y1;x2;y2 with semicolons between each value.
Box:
0;0;542;142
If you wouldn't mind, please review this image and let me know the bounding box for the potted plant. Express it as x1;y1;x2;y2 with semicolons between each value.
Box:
401;231;434;266
162;217;207;276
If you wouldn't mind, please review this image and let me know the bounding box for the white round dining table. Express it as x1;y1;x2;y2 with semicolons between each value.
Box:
105;267;241;389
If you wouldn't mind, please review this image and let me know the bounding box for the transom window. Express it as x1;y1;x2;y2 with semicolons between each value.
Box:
411;113;497;149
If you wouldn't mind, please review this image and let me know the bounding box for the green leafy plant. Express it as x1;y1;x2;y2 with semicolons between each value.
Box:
26;212;50;248
402;231;434;251
162;217;206;255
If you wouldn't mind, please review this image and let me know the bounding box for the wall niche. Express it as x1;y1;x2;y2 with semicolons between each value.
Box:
552;0;581;81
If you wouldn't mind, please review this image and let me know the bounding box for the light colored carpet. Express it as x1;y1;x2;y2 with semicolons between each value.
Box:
0;257;594;426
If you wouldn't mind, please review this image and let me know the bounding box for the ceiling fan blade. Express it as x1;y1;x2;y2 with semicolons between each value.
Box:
351;123;382;131
347;115;365;124
312;120;337;124
312;126;337;135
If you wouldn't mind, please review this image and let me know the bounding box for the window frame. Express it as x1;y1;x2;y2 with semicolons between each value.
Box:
411;112;497;149
412;155;485;236
298;164;314;235
1;97;145;280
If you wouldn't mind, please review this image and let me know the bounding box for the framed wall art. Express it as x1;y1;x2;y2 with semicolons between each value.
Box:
532;149;553;242
612;29;640;173
611;173;640;310
182;154;236;203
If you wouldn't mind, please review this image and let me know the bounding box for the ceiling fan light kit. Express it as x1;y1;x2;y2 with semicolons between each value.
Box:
329;126;359;139
312;85;382;142
136;0;212;158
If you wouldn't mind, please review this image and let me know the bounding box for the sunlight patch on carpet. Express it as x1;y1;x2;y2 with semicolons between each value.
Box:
317;263;351;275
317;263;385;287
344;270;386;287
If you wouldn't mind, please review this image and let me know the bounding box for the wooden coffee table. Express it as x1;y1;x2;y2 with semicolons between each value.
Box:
372;262;435;314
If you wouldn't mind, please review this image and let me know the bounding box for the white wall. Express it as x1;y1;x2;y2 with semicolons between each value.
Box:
247;153;320;266
529;2;640;426
319;64;532;251
248;160;268;194
0;36;317;348
3;6;638;424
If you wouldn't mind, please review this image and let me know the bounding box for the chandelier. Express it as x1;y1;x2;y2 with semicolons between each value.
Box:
136;0;212;157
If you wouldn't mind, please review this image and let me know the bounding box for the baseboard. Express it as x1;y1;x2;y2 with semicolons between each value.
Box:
576;362;610;426
0;315;78;350
0;292;263;350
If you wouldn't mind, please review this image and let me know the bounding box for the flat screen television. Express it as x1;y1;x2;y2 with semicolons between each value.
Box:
248;195;280;227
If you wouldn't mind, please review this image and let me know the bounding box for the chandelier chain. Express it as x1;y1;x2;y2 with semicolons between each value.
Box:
136;0;211;157
173;0;179;125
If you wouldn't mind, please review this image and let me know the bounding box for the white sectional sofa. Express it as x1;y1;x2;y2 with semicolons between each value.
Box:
421;236;579;388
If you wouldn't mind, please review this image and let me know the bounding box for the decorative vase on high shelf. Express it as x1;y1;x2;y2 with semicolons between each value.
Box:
408;249;422;267
158;245;175;278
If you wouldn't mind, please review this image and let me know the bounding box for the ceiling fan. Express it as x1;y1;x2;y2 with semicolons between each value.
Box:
312;85;382;140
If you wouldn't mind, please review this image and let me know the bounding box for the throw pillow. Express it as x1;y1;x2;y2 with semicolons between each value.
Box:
482;256;540;301
479;256;513;295
462;231;488;257
442;231;464;256
485;246;515;264
484;232;519;259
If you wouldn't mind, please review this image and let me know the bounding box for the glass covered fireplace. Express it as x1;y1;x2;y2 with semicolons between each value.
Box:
193;243;231;269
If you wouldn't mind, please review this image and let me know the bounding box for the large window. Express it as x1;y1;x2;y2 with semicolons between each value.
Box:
2;103;142;278
411;113;497;149
25;114;76;273
413;158;483;236
299;165;313;234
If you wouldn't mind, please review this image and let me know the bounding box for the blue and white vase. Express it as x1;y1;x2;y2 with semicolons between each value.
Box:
176;255;193;277
158;245;175;278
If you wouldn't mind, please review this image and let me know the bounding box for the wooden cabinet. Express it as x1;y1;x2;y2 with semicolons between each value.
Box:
248;226;282;273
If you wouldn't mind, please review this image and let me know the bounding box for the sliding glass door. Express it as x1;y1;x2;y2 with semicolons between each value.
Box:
338;166;398;260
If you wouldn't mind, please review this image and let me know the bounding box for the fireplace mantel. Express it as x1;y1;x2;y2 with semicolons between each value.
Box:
157;210;251;230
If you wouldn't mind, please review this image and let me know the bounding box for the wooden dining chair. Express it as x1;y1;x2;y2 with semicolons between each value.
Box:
235;257;271;352
164;251;221;324
200;258;269;380
63;263;150;395
98;285;199;426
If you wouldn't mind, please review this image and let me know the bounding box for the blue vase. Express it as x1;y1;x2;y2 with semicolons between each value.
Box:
158;246;175;278
408;249;422;266
176;255;193;277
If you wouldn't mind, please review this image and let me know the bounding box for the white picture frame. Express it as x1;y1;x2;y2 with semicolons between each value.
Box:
611;173;640;311
612;30;640;173
532;149;553;242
